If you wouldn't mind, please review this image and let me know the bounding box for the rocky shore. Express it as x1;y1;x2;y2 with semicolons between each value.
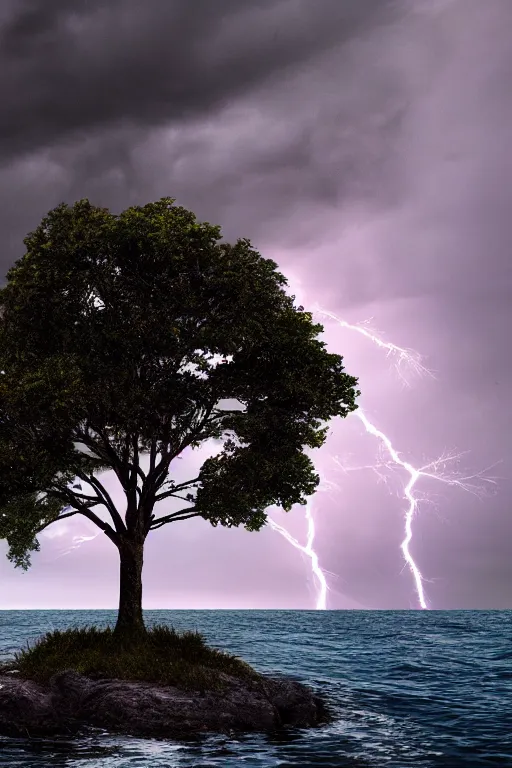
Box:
0;667;331;739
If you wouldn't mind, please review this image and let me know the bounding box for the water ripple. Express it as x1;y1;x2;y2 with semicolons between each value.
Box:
0;609;510;767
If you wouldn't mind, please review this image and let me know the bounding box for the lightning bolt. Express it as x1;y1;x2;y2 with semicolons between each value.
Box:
50;498;101;559
312;307;434;384
54;532;100;559
267;502;327;610
350;410;497;609
267;477;339;610
268;303;499;610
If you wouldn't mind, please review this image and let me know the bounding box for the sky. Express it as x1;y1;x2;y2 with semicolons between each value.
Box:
0;0;510;611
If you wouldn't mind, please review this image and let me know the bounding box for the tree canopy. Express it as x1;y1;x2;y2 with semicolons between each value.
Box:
0;197;359;629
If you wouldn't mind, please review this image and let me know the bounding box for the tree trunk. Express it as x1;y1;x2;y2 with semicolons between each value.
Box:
113;536;146;640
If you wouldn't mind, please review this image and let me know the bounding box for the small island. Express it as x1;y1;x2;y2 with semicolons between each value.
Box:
0;624;331;739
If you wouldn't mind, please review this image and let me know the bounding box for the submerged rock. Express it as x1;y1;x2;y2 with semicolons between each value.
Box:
0;669;331;739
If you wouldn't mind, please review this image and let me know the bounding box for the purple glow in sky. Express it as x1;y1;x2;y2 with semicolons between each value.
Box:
0;0;510;610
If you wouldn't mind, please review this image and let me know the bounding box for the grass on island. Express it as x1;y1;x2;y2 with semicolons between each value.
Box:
0;624;263;692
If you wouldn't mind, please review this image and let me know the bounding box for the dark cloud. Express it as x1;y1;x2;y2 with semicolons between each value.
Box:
0;0;396;165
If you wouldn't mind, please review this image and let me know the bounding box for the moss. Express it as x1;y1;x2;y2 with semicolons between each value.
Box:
6;624;263;692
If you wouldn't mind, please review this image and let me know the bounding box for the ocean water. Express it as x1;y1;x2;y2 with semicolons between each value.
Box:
0;610;510;767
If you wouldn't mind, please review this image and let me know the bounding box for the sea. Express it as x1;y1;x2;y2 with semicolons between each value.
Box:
0;609;510;768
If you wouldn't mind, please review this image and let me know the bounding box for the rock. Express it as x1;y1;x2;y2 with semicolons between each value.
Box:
0;675;65;737
0;669;331;739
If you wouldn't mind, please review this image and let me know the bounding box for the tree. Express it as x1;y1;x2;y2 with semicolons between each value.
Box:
0;198;360;638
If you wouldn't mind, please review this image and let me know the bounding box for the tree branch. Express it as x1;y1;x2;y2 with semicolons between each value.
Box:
67;491;102;504
75;422;129;491
35;509;80;535
79;472;126;535
154;478;200;503
121;433;130;472
125;432;142;533
147;448;172;489
136;401;224;524
154;491;190;503
79;508;120;545
143;401;218;494
149;437;157;475
132;433;139;489
149;508;202;531
45;489;120;545
169;476;201;493
127;462;146;483
47;485;99;510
